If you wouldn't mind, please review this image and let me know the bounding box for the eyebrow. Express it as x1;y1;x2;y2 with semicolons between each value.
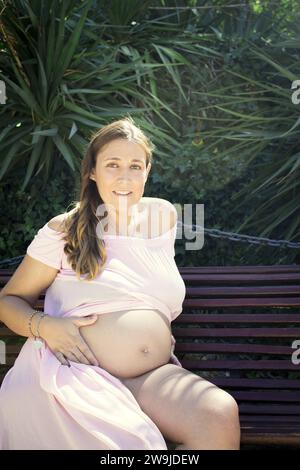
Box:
104;157;144;164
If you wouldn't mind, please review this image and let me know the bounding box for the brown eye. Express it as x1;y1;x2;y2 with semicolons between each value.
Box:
107;163;141;169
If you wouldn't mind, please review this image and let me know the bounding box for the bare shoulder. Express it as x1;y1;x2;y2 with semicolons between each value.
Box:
141;197;177;232
47;211;71;232
141;196;175;210
147;197;176;214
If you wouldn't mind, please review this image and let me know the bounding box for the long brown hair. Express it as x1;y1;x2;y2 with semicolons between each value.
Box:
60;116;155;281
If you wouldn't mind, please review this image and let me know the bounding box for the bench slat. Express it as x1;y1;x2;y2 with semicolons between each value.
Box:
241;427;300;433
175;343;294;354
185;285;300;296
242;434;300;445
172;327;300;337
240;415;300;422
180;359;299;370
209;378;300;389
174;313;300;323
239;403;300;414
231;391;300;402
181;273;300;283
183;298;300;307
178;266;300;274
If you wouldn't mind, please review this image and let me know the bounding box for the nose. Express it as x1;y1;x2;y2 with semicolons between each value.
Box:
117;168;132;183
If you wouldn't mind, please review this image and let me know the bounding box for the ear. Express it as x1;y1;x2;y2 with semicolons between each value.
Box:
90;169;96;181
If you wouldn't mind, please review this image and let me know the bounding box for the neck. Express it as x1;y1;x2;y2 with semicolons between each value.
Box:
105;205;137;236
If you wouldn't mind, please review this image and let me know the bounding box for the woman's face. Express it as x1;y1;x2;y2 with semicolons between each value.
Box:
89;138;151;224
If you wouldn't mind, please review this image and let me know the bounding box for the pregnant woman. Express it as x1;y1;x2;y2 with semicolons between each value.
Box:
0;117;240;450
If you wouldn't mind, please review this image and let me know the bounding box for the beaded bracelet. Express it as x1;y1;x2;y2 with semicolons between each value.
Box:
36;313;47;336
28;310;47;349
28;310;40;338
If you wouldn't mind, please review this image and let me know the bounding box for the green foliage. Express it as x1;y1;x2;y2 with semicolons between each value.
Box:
0;159;77;259
0;0;196;190
184;7;300;246
1;0;300;268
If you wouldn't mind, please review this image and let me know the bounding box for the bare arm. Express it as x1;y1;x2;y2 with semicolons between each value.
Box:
0;216;99;367
0;214;67;336
0;254;59;337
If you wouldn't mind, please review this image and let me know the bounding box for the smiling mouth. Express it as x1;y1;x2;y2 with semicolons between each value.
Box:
113;191;132;196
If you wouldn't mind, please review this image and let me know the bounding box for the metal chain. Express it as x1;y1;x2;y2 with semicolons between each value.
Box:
0;255;24;267
0;222;299;268
176;221;300;249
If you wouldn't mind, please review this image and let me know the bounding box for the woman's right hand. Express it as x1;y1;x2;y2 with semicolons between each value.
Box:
39;314;99;367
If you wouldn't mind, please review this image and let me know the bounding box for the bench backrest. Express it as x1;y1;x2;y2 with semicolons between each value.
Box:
173;265;300;441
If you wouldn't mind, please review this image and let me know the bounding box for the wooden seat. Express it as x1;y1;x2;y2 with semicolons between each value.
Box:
1;264;300;447
172;265;300;446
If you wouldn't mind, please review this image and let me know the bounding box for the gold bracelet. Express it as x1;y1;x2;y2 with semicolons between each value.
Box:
36;313;47;338
35;313;48;349
28;310;46;349
28;310;40;338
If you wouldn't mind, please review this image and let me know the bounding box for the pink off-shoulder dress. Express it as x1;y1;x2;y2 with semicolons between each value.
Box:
0;199;186;450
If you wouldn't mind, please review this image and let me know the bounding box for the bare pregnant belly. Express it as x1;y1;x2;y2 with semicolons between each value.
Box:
80;309;172;379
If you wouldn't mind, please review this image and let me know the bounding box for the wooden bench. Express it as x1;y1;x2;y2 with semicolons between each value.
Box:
1;264;300;448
